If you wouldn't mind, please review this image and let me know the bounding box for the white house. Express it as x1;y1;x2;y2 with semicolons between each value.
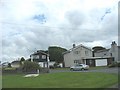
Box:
95;41;119;62
63;42;117;67
63;44;93;67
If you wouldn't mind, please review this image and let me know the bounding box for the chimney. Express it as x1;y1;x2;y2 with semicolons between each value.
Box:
111;41;117;52
73;44;76;48
111;41;117;46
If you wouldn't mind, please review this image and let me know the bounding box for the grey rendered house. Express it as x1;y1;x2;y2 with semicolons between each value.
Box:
63;42;118;67
63;44;93;67
94;41;119;63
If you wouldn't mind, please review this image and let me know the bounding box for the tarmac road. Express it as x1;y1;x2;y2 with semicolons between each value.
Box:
49;67;119;74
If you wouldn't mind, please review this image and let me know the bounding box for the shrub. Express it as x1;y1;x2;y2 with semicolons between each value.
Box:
116;62;120;67
49;65;54;69
53;63;61;68
8;63;12;68
22;61;40;72
108;62;120;68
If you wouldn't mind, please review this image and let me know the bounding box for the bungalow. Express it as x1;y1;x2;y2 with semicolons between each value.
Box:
11;61;21;68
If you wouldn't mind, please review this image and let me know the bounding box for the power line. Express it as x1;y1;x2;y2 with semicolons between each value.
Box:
0;21;97;31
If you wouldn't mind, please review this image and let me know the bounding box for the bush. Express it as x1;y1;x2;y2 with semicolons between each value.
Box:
49;65;54;69
8;63;12;68
116;62;120;67
53;63;61;68
108;62;120;68
22;61;40;72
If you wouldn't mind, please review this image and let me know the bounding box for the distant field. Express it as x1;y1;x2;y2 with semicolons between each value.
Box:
2;72;118;88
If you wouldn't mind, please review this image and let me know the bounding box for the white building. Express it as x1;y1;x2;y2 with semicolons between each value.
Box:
95;41;119;62
63;44;93;67
63;42;118;67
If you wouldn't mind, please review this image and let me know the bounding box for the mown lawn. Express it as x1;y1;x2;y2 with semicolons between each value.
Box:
2;72;118;88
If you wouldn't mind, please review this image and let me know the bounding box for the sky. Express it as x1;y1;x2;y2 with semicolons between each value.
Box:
0;0;119;63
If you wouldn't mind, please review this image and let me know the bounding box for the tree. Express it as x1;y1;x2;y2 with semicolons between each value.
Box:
8;63;11;68
48;46;67;63
20;57;25;65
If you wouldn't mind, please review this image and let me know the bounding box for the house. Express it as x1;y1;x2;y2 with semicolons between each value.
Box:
63;43;116;67
30;50;49;68
63;44;93;67
11;61;21;68
94;41;119;62
2;62;9;68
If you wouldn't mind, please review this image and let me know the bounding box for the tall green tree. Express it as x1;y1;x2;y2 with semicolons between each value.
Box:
48;46;67;63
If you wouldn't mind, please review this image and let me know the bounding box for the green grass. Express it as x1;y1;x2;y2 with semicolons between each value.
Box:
2;72;118;88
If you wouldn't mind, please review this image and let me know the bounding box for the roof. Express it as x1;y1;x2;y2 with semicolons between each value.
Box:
63;44;92;55
31;50;48;56
11;61;20;64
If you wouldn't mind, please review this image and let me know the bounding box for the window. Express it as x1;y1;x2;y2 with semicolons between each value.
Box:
85;51;88;55
33;55;39;59
110;53;112;56
74;60;80;64
42;55;46;59
104;53;106;55
74;51;80;54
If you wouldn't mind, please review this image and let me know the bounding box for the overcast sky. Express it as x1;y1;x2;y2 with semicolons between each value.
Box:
1;0;119;63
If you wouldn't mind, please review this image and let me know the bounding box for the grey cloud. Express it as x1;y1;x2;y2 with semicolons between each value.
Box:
65;10;85;28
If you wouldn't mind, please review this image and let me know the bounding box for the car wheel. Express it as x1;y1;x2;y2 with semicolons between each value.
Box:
81;68;84;71
70;68;73;71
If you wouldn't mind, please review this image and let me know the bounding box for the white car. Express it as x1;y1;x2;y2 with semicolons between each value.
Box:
70;64;89;71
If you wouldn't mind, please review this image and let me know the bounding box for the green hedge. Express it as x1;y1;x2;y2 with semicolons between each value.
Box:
108;62;120;68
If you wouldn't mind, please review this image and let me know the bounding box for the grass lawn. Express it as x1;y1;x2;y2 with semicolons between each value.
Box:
2;72;118;88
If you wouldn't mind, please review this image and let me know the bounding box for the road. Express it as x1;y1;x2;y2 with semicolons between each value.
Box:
49;67;119;74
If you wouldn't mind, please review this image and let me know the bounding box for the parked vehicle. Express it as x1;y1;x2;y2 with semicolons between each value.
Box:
70;64;89;71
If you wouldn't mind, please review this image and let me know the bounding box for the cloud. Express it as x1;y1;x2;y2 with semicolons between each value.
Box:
65;10;85;28
1;0;119;63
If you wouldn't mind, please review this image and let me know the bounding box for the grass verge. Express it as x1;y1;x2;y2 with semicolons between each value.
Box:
2;72;118;88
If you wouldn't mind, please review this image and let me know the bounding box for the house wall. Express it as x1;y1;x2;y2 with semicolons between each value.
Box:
64;52;74;67
94;50;110;57
64;45;92;67
11;64;20;68
94;42;120;62
110;44;119;62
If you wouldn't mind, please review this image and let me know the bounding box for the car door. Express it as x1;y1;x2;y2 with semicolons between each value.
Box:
75;65;82;70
